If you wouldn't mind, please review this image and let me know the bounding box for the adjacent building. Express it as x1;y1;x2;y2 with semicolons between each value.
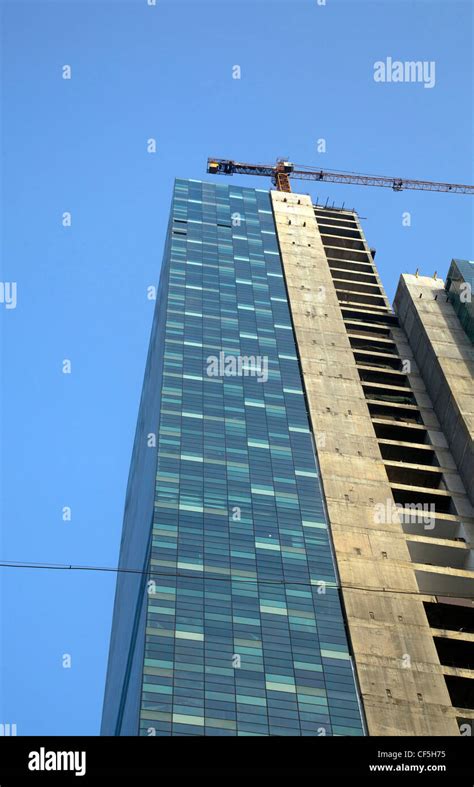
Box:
394;266;474;508
102;180;473;737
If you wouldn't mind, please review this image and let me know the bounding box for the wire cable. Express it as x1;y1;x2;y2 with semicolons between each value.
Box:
0;559;472;599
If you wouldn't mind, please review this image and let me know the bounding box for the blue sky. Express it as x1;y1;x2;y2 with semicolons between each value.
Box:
0;0;472;735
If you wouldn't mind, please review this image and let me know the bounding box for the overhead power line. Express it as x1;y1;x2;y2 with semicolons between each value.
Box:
0;559;472;600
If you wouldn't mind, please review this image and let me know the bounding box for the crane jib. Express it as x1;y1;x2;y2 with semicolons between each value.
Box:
207;158;474;195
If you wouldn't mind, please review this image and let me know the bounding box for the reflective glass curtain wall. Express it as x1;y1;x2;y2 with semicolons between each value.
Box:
104;179;365;737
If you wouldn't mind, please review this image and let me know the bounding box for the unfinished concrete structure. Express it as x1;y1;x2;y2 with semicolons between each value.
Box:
271;191;473;735
394;270;474;509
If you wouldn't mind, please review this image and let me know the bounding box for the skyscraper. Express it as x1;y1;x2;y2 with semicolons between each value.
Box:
102;179;473;737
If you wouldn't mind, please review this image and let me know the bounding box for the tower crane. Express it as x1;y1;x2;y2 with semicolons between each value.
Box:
207;157;474;195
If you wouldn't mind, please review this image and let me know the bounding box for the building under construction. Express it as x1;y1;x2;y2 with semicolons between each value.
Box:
102;162;473;736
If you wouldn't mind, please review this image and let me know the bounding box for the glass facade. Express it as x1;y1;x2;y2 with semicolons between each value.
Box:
445;258;474;343
103;179;365;737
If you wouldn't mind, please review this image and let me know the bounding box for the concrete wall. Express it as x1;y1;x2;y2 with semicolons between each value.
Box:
271;191;459;735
